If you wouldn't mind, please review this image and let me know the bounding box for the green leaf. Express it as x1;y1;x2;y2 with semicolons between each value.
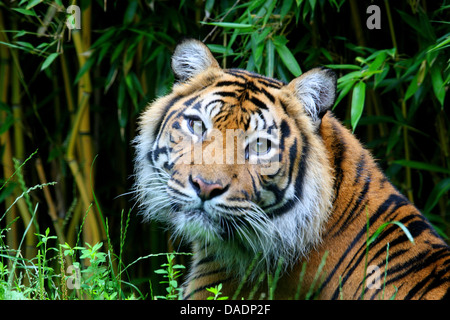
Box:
428;35;450;53
337;70;364;84
325;64;361;70
200;21;253;30
26;0;43;10
368;51;387;72
206;287;217;294
280;0;294;20
41;53;59;71
404;68;421;101
393;160;450;175
15;41;34;50
154;269;168;274
430;64;445;108
12;8;37;16
207;44;234;55
274;40;301;77
350;81;366;132
369;221;415;246
333;80;356;109
265;39;275;78
424;178;450;215
74;57;95;84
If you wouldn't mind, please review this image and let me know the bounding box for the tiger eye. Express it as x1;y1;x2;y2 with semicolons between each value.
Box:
252;138;271;155
188;119;205;137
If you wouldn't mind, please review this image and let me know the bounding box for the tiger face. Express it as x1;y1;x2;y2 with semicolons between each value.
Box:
134;39;336;275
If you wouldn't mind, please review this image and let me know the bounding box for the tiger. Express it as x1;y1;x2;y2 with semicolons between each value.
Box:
134;38;450;300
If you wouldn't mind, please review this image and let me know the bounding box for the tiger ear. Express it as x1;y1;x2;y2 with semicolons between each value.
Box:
288;68;337;124
171;39;220;82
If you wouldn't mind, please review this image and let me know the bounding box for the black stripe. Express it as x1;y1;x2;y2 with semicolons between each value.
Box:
336;175;371;236
215;91;237;98
225;69;284;88
266;132;310;217
329;121;346;205
188;267;228;281
263;137;298;214
279;120;290;154
167;185;190;198
443;288;450;300
250;96;268;110
205;99;223;115
146;151;154;165
248;168;261;203
404;272;435;299
330;194;414;299
172;121;181;129
323;194;406;298
216;80;246;88
354;154;366;185
151;146;168;163
260;86;275;103
153;95;183;138
170;176;185;188
184;95;199;107
329;191;358;236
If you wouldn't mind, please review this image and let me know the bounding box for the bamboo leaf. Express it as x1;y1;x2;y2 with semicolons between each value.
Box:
265;38;275;78
11;8;37;16
369;221;415;246
280;0;294;20
26;0;43;10
41;52;59;71
430;64;445;108
350;81;366;132
393;160;450;175
200;21;253;29
325;64;361;70
207;44;234;55
334;80;356;109
273;38;301;77
424;178;450;215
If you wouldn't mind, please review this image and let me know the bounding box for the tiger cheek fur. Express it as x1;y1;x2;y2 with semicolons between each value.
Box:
134;39;450;300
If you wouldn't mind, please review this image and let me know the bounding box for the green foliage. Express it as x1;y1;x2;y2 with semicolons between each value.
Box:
206;283;229;300
0;0;449;300
154;253;186;300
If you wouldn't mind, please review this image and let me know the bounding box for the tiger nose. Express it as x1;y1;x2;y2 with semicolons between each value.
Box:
189;176;227;201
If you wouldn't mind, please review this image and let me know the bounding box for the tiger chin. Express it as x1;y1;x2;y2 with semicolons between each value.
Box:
134;39;450;300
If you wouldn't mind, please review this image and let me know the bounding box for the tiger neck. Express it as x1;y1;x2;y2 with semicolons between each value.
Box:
320;112;377;207
318;111;409;239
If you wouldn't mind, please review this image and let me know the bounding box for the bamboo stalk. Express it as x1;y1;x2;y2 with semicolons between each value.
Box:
65;2;105;246
0;10;18;253
60;54;76;118
65;87;100;246
69;5;105;246
349;0;366;47
1;14;39;258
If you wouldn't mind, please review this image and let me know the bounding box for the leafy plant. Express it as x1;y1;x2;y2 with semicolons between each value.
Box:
154;253;186;300
206;283;229;300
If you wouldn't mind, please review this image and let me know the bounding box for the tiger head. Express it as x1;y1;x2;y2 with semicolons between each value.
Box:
134;39;336;275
